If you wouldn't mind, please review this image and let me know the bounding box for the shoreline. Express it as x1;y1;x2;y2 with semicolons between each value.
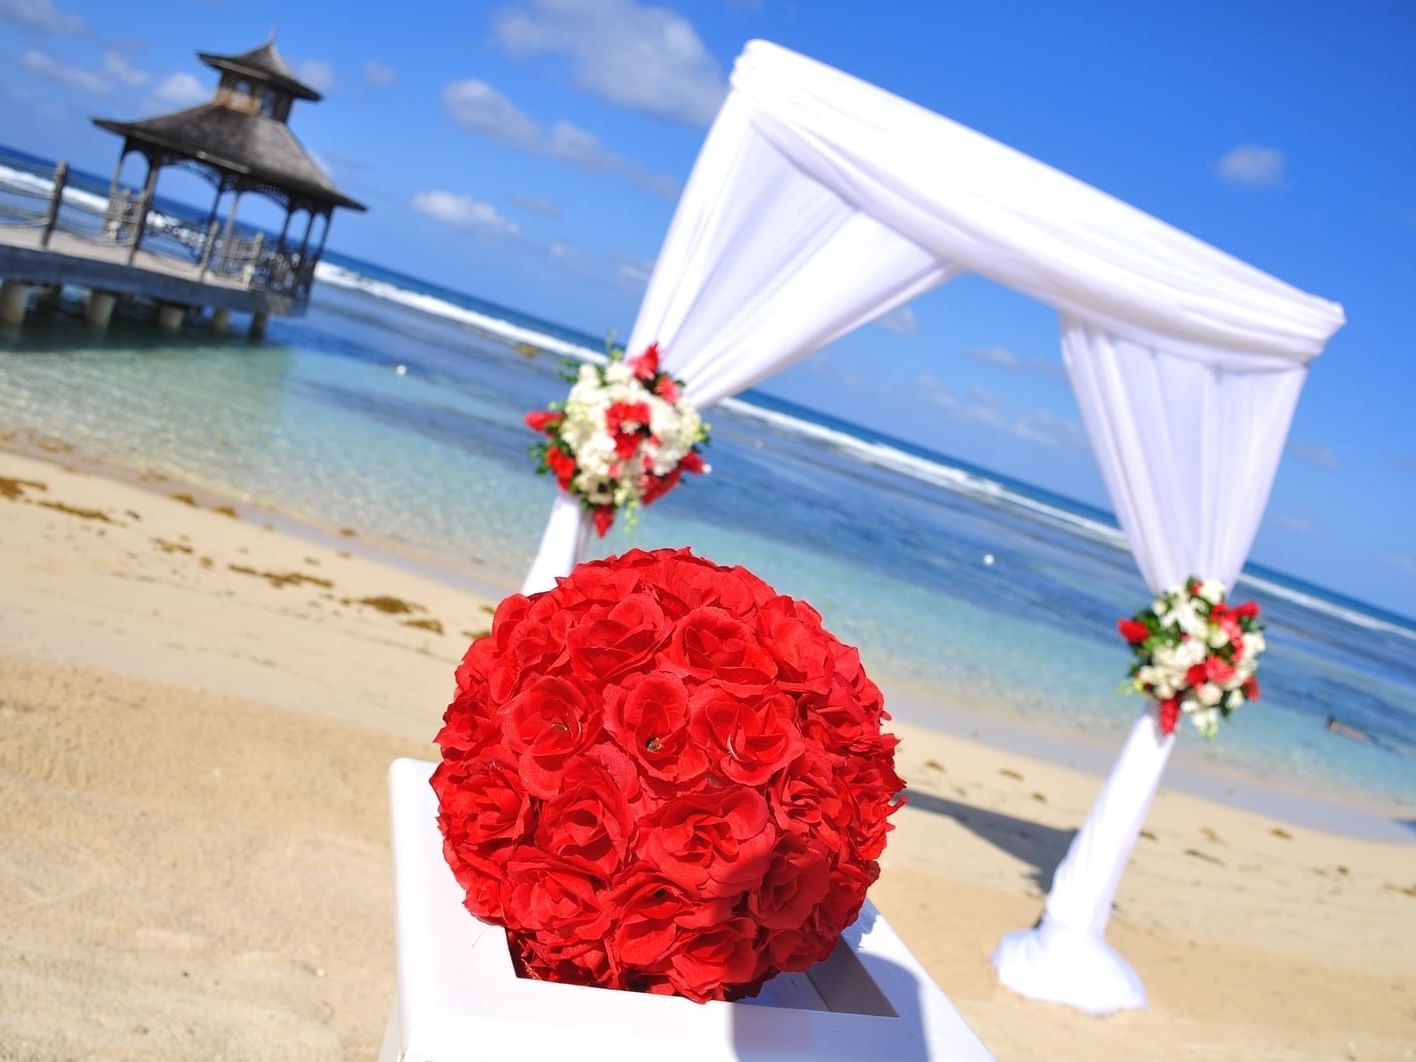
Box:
4;433;1411;841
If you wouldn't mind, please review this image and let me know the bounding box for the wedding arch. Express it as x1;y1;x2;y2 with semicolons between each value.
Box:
520;40;1344;1014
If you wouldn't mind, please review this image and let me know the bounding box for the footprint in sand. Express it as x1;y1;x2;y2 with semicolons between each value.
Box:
1184;848;1225;867
1270;827;1293;840
998;768;1023;781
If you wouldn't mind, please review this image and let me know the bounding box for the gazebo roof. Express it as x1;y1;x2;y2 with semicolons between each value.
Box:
94;104;365;211
197;41;322;102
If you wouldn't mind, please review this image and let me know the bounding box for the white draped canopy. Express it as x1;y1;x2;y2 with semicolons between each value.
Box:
521;40;1345;1014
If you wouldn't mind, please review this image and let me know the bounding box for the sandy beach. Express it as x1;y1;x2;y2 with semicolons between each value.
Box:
2;447;1414;1061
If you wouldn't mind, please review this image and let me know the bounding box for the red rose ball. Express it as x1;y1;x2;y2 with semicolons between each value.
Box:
432;547;904;1003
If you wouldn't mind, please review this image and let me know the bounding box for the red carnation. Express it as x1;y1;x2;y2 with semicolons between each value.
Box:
432;547;902;1003
545;446;576;490
1158;698;1181;735
593;505;615;537
629;342;660;380
1117;618;1149;645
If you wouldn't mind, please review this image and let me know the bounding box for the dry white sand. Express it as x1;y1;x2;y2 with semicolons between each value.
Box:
1;449;1413;1060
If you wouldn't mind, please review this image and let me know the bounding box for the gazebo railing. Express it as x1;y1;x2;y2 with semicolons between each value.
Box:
0;159;316;299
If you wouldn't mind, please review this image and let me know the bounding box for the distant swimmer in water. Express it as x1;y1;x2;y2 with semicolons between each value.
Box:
1325;715;1372;744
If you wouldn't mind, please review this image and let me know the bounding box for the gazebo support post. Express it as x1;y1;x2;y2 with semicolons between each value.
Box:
126;155;160;265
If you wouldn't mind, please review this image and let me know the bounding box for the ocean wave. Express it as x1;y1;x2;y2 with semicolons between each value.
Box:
313;262;608;365
315;258;1416;645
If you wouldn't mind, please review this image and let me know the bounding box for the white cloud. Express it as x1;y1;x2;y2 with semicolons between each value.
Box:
410;190;520;237
966;344;1019;369
1289;442;1338;471
913;371;957;408
19;49;111;96
362;58;396;87
965;344;1066;380
1271;513;1316;536
1010;409;1085;448
512;193;561;220
148;71;206;109
875;305;920;336
442;78;679;198
296;59;335;93
1217;144;1286;188
102;49;148;89
0;0;84;34
494;0;726;125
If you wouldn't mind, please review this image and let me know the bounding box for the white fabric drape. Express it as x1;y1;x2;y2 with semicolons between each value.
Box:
516;38;1344;1014
522;40;1341;595
989;321;1311;1013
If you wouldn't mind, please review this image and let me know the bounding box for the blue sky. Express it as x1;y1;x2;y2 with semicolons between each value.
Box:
2;0;1414;619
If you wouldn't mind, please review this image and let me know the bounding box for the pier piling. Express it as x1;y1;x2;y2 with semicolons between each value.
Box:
0;280;32;326
157;303;187;333
86;290;117;332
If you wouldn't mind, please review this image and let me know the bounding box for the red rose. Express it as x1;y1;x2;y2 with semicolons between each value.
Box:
688;684;803;786
1234;600;1260;620
770;746;850;848
433;752;533;851
607;867;732;968
604;672;708;785
655;374;679;402
642;786;776;897
525;409;563;433
1242;676;1260;700
535;747;637;877
665;917;761;1003
665;606;777;692
502;676;597;797
1117;619;1149;645
678;450;706;474
566;592;669;683
756;596;833;688
748;834;833;930
504;850;611;940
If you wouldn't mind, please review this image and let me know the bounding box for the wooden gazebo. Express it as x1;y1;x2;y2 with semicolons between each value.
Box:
92;39;365;324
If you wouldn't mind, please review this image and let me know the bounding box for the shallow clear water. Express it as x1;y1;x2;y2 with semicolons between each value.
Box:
2;279;1413;814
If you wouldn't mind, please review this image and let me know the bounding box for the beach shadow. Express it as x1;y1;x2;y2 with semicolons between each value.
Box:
905;790;1076;892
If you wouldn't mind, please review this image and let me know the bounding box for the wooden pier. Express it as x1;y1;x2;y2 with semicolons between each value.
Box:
0;38;364;338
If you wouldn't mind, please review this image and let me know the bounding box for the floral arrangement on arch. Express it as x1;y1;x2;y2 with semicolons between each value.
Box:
431;547;904;1003
526;343;710;537
1118;578;1266;738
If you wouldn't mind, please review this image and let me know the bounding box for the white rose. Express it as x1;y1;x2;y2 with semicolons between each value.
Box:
1196;682;1222;707
605;362;631;385
1207;625;1230;649
1198;579;1226;605
1153;684;1175;701
1246;631;1266;656
1225;689;1244;709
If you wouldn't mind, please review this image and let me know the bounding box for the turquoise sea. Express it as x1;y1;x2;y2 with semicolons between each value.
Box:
2;150;1414;824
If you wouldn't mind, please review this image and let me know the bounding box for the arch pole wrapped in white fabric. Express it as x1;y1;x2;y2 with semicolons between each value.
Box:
517;40;1345;1014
